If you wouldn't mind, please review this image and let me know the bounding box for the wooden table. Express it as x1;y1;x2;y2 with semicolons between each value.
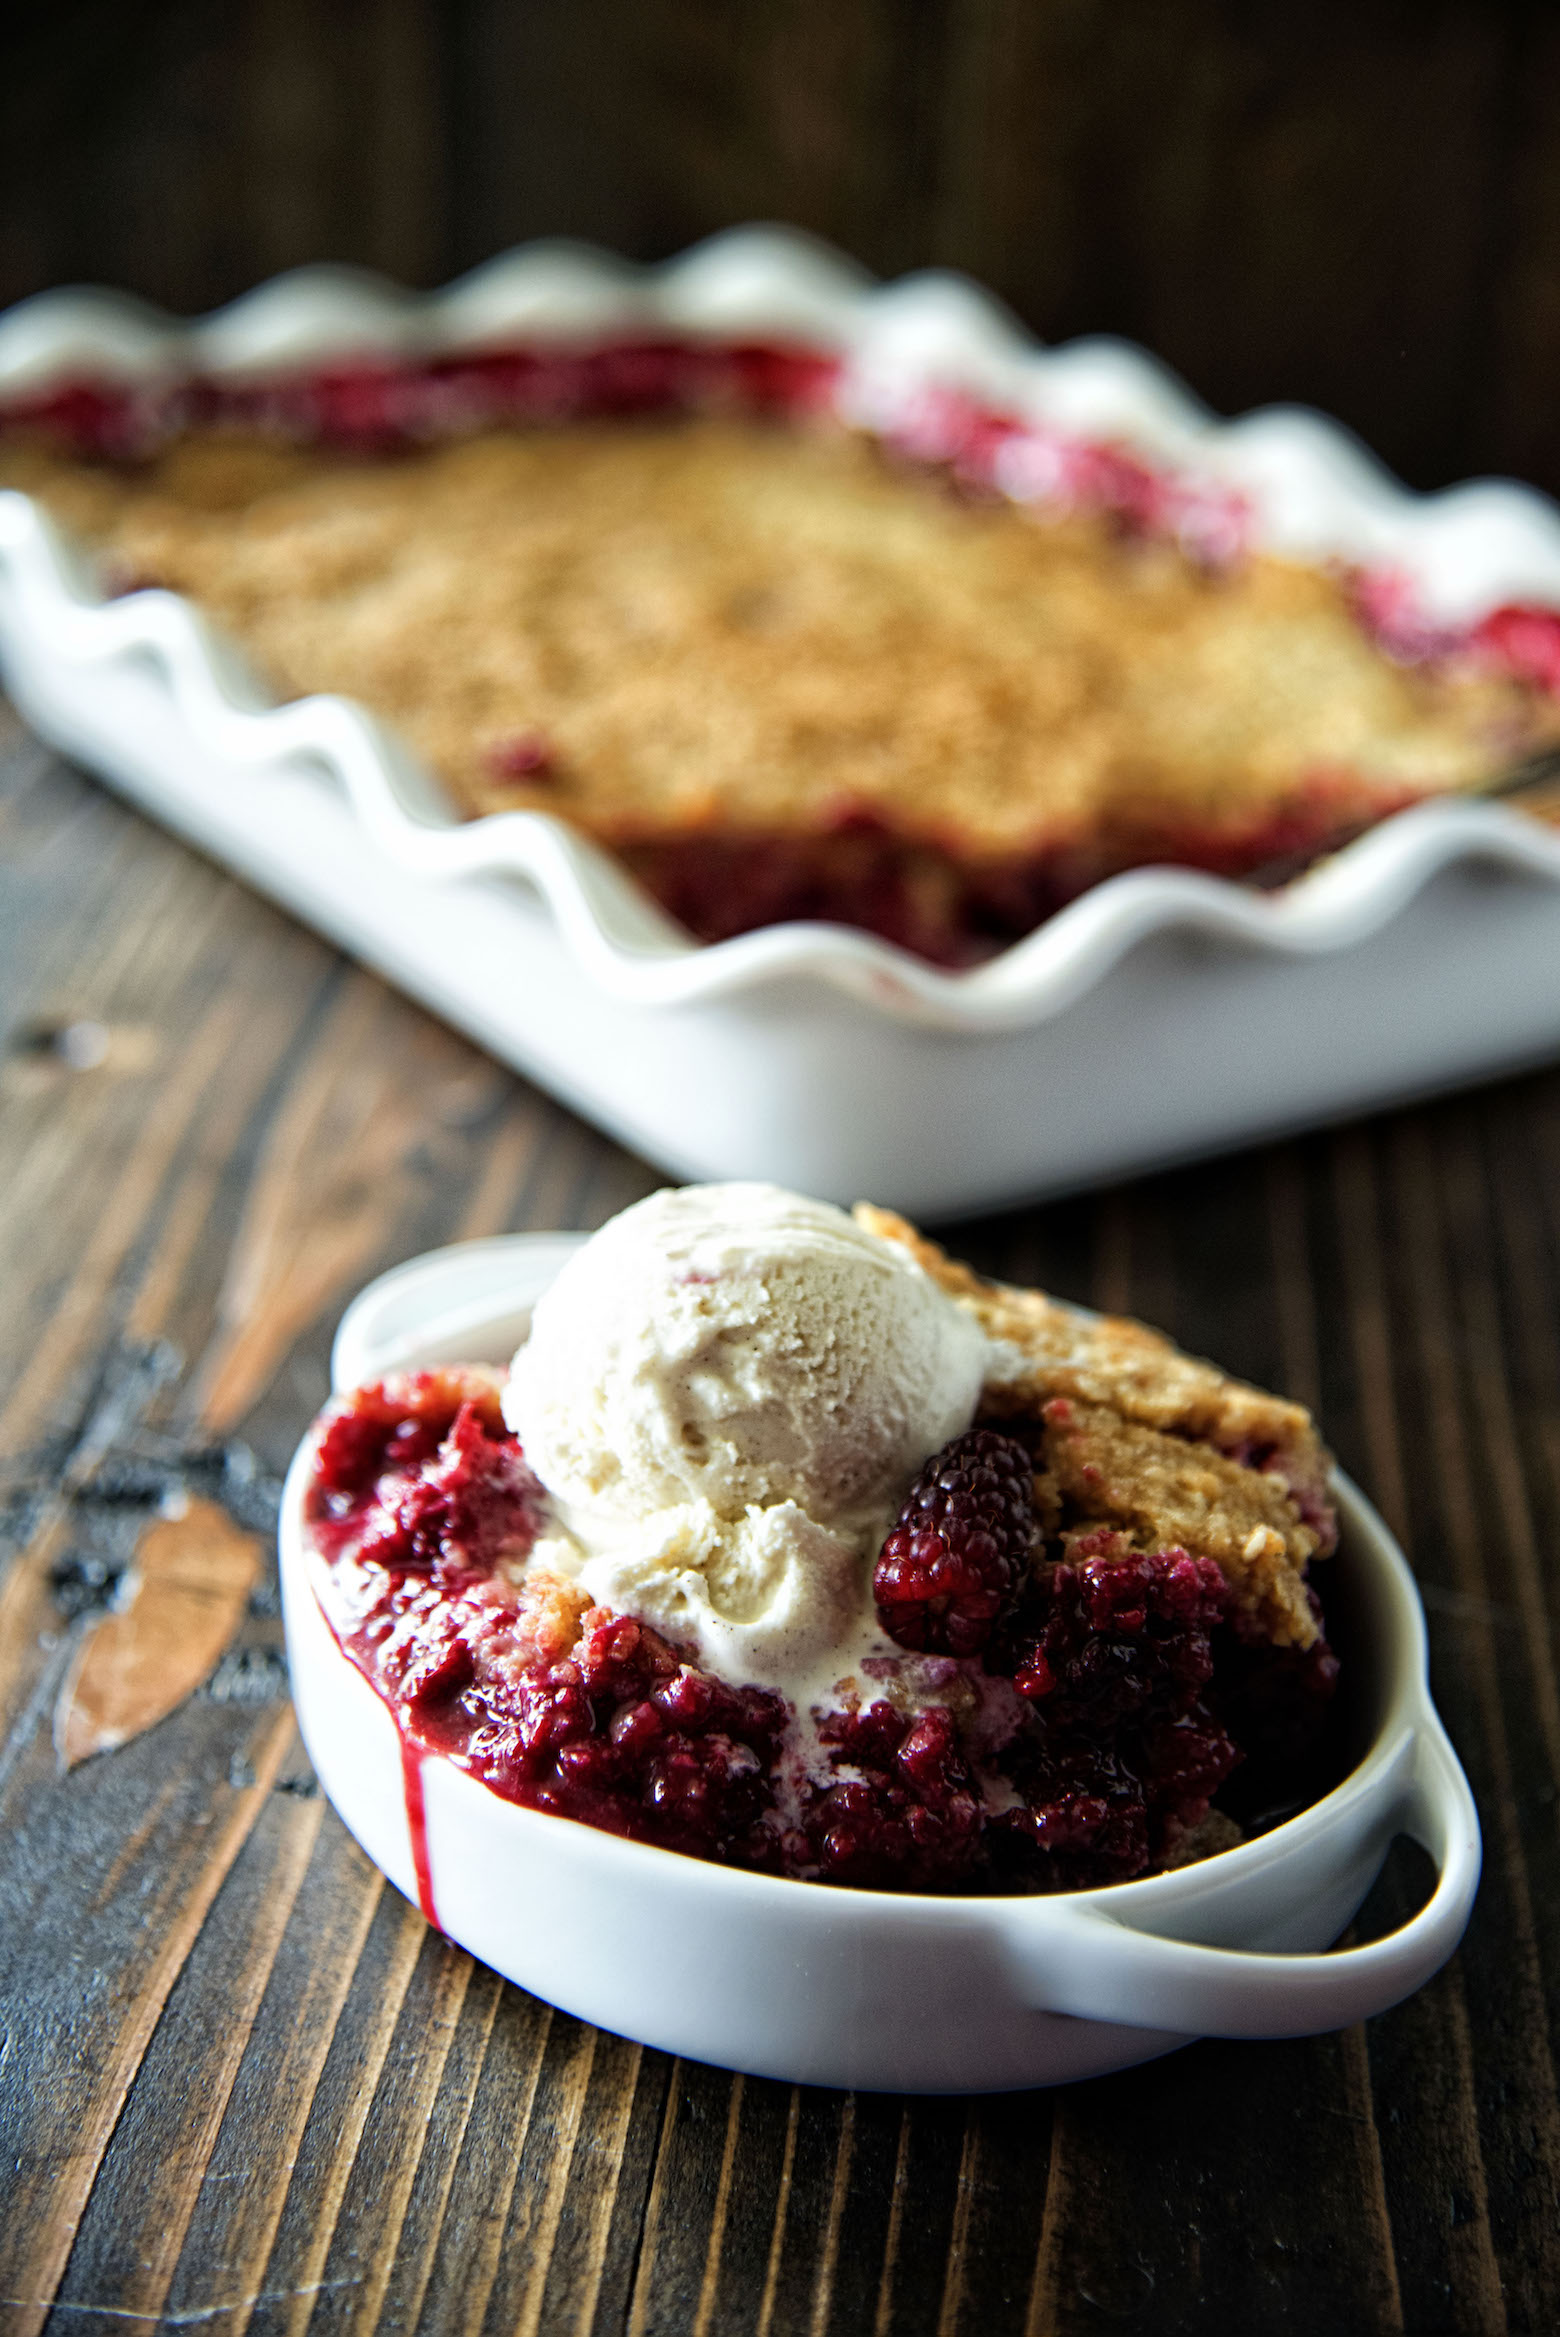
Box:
1;697;1557;2336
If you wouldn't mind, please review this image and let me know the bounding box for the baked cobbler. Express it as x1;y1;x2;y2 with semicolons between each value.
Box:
7;341;1555;962
300;1186;1342;1894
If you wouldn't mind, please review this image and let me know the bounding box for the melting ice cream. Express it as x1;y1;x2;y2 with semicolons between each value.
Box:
503;1183;989;1691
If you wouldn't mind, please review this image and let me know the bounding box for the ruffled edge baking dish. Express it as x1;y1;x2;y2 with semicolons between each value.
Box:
4;223;1560;1029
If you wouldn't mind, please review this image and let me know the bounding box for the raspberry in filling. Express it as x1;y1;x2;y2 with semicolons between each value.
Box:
306;1368;791;1869
803;1701;986;1892
310;1374;547;1576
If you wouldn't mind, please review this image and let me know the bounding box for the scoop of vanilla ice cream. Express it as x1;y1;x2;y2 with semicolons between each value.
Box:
504;1183;990;1689
508;1183;987;1527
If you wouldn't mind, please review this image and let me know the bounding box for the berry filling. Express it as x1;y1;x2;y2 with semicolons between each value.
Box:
803;1702;986;1892
994;1537;1242;1887
306;1369;788;1871
303;1376;1341;1895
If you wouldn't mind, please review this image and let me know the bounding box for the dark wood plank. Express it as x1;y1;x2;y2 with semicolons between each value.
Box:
4;695;1560;2332
1;1704;298;2337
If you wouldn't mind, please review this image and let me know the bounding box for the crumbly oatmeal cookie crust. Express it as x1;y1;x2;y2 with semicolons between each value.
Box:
857;1204;1331;1647
3;414;1554;957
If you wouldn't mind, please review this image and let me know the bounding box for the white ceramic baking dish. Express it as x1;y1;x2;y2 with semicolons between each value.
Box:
278;1232;1480;2092
5;228;1560;1218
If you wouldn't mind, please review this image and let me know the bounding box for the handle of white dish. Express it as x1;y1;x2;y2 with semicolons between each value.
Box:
1012;1725;1480;2038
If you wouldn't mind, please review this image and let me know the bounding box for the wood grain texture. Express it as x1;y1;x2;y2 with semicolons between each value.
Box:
54;1495;262;1767
3;684;1560;2335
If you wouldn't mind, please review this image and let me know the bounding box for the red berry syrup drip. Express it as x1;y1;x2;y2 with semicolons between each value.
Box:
400;1737;440;1930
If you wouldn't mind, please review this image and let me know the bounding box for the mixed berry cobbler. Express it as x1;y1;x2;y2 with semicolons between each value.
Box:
299;1193;1343;1897
5;338;1560;965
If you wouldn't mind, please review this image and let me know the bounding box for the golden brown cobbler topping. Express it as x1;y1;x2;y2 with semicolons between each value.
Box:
1042;1400;1319;1647
858;1204;1330;1647
2;416;1550;867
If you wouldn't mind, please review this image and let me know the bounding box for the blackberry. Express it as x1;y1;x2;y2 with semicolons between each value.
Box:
873;1429;1035;1656
1011;1546;1229;1714
995;1546;1241;1886
806;1701;984;1890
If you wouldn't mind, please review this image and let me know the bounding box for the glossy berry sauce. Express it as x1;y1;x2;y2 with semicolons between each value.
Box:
302;1370;1340;1899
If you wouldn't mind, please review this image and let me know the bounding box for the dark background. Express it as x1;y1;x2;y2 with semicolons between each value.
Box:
6;0;1560;502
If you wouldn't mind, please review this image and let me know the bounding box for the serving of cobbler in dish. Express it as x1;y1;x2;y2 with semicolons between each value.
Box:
5;339;1560;964
299;1186;1344;1896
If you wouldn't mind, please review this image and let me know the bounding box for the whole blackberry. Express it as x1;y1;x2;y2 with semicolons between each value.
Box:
873;1428;1035;1656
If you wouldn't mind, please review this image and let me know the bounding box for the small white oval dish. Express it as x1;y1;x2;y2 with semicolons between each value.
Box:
281;1233;1480;2093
